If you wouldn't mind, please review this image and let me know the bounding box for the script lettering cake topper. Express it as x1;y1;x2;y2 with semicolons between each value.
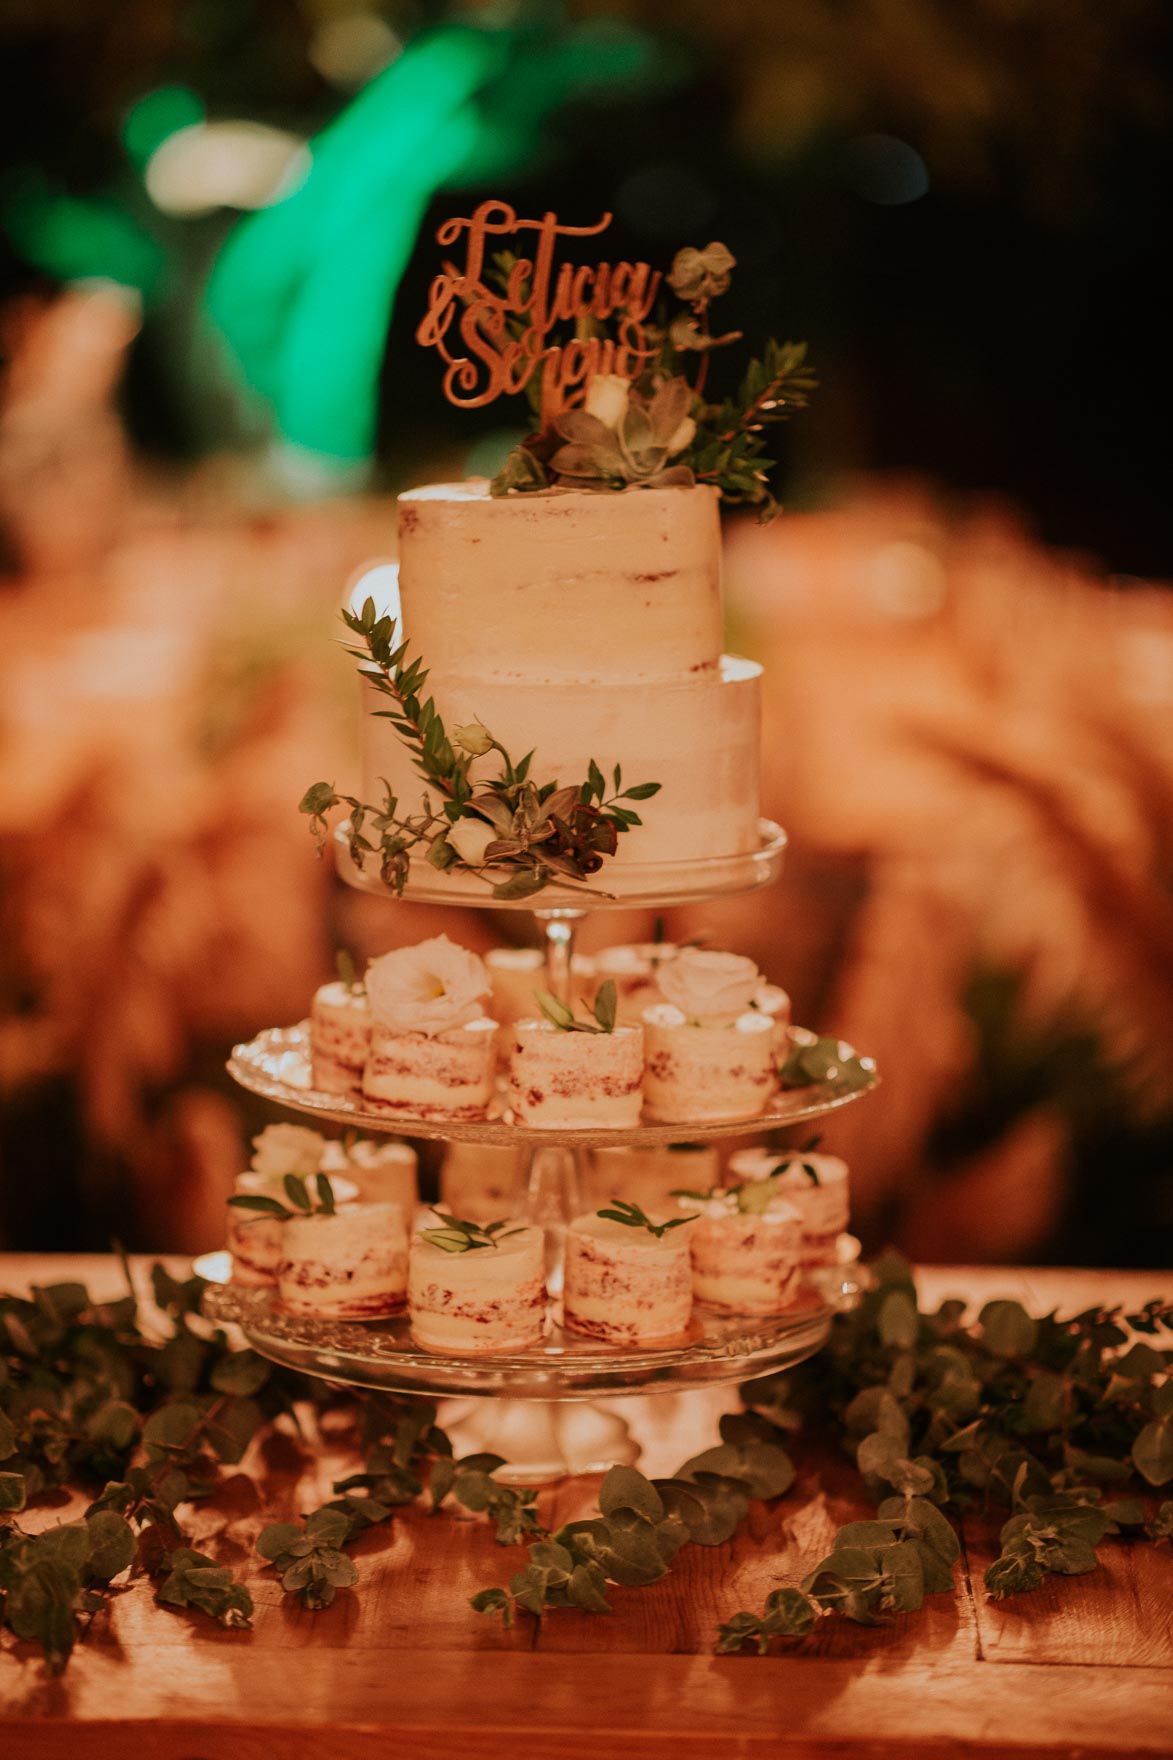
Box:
416;200;661;420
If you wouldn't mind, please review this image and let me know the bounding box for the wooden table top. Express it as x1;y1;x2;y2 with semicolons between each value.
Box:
1;1256;1170;1760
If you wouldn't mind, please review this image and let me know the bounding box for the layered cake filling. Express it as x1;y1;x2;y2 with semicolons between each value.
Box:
277;1202;408;1318
726;1148;850;1266
509;1018;644;1128
562;1213;694;1344
686;1189;804;1316
309;980;372;1094
408;1222;546;1352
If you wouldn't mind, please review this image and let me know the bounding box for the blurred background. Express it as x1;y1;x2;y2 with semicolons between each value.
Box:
0;0;1170;1268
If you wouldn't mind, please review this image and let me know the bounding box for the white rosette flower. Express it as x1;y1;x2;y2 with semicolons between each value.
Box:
656;948;761;1023
250;1123;327;1177
365;935;491;1037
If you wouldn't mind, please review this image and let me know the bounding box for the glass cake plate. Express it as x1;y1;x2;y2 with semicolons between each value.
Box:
226;1023;878;1147
198;1236;861;1401
335;817;788;910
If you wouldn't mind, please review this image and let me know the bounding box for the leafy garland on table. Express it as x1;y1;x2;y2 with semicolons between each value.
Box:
299;597;660;901
2;1255;1170;1674
489;242;817;522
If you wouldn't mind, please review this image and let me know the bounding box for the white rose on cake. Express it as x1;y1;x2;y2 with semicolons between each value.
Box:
250;1123;327;1177
365;935;490;1037
657;948;761;1023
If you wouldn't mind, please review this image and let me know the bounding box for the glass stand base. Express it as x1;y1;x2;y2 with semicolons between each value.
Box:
439;1396;638;1485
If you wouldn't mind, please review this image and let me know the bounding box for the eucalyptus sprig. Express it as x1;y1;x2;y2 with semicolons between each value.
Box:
301;599;661;901
535;979;618;1035
595;1199;698;1241
227;1172;338;1221
418;1213;526;1255
335;949;363;994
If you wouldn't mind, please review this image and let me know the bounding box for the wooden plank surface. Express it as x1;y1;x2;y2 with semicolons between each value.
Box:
1;1255;1170;1759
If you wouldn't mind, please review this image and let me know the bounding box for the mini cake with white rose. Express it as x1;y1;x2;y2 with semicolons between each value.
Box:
309;963;372;1095
408;1214;547;1352
726;1143;850;1267
227;1125;356;1287
508;981;643;1128
680;1183;804;1316
642;949;777;1123
562;1203;696;1344
278;1199;409;1318
361;935;498;1121
322;1134;419;1215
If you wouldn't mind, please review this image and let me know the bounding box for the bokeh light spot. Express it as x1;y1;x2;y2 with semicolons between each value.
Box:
121;86;206;169
843;134;929;206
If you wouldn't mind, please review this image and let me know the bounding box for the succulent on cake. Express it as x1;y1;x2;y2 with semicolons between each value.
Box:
490;241;816;519
301;597;661;900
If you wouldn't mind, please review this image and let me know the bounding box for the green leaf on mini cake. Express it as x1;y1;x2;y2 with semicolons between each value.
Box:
227;1173;337;1222
596;1199;699;1241
335;948;362;993
534;980;618;1035
419;1212;525;1254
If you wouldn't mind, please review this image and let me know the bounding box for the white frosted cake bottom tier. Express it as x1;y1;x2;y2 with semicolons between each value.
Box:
360;655;761;881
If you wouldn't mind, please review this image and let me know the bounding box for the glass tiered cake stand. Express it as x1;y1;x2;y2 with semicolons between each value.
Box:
204;818;879;1481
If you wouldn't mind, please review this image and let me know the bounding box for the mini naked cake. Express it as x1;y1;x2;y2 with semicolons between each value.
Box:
588;1142;719;1211
725;1147;850;1267
310;980;372;1094
592;941;678;1025
562;1210;694;1345
229;1124;338;1286
277;1202;408;1318
361;936;498;1121
440;1141;527;1223
509;1017;644;1128
322;1135;419;1213
408;1219;546;1353
642;947;776;1123
685;1188;804;1316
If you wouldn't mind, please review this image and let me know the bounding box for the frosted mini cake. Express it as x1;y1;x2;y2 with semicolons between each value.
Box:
277;1201;408;1318
309;977;372;1095
588;1142;720;1212
322;1134;419;1214
562;1206;695;1345
726;1145;850;1267
361;936;498;1120
642;949;776;1123
408;1216;546;1352
227;1124;343;1287
683;1186;803;1315
509;982;643;1128
591;941;678;1025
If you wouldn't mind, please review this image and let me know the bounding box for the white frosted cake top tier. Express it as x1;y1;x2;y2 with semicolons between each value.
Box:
397;479;722;684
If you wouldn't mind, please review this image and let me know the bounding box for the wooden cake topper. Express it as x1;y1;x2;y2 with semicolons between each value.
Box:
416;200;661;422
